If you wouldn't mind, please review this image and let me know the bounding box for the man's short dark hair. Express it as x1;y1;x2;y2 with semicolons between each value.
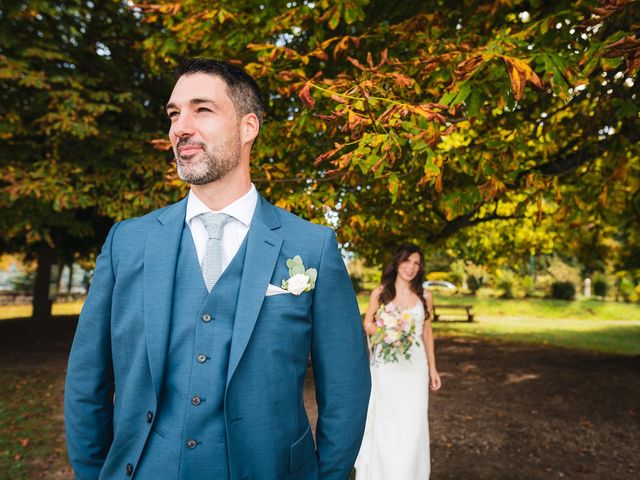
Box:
176;58;264;129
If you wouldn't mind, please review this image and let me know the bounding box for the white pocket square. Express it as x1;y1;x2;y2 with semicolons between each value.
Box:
266;283;290;296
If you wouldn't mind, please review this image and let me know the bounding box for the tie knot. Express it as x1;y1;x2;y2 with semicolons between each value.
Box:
199;212;232;240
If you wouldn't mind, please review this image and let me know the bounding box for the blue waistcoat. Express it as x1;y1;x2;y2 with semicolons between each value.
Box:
135;223;247;479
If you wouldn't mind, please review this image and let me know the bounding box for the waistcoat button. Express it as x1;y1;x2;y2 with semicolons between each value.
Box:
202;313;212;322
197;353;207;363
126;463;133;476
146;411;153;423
187;439;197;449
191;395;201;406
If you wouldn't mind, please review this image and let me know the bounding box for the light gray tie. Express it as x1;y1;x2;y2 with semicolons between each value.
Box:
199;212;232;291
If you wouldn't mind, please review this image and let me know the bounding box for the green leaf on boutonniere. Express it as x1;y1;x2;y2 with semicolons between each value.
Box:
305;267;317;289
287;255;306;276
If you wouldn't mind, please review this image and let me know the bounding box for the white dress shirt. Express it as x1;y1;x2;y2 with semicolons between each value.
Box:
185;185;257;280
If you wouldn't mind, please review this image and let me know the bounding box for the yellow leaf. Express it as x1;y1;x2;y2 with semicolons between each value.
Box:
502;56;543;101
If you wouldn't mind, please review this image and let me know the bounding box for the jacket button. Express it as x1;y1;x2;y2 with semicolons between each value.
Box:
197;353;207;363
191;395;201;406
126;463;133;476
186;439;197;449
202;313;212;322
146;411;153;423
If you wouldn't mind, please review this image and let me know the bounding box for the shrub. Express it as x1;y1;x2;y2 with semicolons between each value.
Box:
449;260;466;288
547;257;581;285
465;263;489;294
495;269;519;299
592;272;610;299
521;275;536;297
547;257;580;298
617;276;636;303
550;281;576;300
534;274;554;297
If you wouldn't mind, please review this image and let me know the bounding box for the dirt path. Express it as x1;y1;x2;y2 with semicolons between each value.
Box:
2;319;638;479
306;337;639;479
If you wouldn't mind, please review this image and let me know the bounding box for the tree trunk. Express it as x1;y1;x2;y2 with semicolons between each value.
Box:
31;244;58;324
67;263;74;294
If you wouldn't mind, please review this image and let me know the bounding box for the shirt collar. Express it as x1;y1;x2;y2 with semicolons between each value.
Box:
185;184;257;227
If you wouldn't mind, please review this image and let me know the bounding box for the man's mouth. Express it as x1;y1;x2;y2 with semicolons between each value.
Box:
178;145;202;157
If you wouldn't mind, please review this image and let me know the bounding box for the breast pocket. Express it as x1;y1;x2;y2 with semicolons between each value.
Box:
262;291;313;312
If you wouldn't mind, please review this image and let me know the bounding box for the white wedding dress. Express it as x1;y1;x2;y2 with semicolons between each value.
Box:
355;301;430;480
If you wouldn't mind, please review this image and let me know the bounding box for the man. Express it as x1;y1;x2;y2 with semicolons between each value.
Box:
64;58;371;480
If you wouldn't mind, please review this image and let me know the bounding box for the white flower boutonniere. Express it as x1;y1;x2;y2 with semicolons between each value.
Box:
281;256;317;295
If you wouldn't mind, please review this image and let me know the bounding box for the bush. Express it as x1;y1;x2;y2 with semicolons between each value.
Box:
534;274;554;297
547;257;581;286
521;275;536;297
448;260;466;288
495;269;519;299
617;276;636;303
465;263;489;294
592;272;610;299
550;281;576;300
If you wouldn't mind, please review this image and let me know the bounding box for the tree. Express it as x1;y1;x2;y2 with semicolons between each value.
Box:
0;0;172;322
137;0;639;266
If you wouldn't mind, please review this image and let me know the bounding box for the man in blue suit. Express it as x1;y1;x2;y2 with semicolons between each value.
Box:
64;58;371;480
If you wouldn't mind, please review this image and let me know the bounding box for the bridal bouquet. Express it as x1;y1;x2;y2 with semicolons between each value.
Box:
369;303;419;363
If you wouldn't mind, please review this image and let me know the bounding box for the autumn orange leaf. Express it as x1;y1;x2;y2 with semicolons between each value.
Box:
298;82;315;108
502;56;543;101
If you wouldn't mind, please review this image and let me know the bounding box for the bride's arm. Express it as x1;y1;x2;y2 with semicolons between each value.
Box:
363;286;382;336
422;290;442;391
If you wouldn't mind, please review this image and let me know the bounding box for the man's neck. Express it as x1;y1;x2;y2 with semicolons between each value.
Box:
190;168;252;211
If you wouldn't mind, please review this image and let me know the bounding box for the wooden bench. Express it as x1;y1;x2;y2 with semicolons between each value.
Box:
433;304;474;322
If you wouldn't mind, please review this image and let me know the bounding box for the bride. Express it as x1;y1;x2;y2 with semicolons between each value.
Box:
355;243;442;480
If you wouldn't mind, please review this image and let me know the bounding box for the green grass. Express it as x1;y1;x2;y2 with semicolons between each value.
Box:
0;368;68;479
0;301;84;320
357;293;640;356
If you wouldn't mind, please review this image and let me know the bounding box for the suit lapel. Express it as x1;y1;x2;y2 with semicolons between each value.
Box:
143;198;187;401
227;196;282;388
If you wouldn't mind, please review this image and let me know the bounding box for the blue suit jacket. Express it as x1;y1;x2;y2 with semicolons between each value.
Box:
64;195;371;480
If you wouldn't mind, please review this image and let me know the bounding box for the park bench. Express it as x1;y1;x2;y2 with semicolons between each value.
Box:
433;304;474;322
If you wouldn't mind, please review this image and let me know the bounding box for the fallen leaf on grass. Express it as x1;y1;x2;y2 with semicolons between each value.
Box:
579;419;593;429
20;438;29;447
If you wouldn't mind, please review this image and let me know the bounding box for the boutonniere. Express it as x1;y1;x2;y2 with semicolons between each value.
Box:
281;255;317;295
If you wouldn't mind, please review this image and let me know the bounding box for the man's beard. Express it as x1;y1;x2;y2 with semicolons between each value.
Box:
175;135;241;185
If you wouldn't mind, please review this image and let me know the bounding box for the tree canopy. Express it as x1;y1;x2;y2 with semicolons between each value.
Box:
2;0;638;278
1;0;174;260
135;0;639;266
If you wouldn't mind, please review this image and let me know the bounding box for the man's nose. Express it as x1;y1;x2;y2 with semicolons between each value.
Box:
171;113;195;138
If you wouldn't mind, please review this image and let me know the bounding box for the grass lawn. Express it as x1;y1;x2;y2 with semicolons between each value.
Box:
0;301;84;320
357;293;640;356
0;367;68;479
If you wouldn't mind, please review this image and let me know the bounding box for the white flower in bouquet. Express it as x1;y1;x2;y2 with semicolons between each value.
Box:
384;329;401;344
381;312;398;328
369;303;420;363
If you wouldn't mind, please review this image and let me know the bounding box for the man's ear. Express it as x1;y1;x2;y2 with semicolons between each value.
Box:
241;113;260;146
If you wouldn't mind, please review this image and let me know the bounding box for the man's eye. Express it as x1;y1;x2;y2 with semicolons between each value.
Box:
167;111;179;118
197;108;212;113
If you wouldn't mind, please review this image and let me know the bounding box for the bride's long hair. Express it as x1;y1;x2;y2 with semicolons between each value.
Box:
379;243;428;312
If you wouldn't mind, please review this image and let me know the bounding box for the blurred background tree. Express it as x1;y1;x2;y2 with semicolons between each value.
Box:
2;0;639;319
1;0;173;321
